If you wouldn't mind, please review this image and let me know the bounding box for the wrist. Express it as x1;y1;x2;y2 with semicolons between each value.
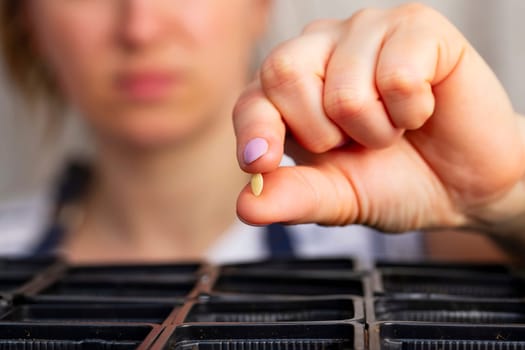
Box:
460;114;525;263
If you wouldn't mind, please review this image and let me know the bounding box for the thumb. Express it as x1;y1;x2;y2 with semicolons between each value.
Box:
237;166;359;226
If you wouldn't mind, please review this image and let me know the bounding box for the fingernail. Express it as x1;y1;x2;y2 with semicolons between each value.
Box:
243;137;268;164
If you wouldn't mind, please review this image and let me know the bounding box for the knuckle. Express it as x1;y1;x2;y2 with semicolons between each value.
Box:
393;2;441;23
377;68;423;99
301;19;334;34
397;2;432;16
343;7;381;28
260;49;303;91
232;88;260;116
325;88;368;121
349;7;381;22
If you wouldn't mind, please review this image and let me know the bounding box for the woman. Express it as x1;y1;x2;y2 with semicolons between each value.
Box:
0;1;523;265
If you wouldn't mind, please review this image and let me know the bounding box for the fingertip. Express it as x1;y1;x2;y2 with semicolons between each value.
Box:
236;169;308;225
236;185;272;226
233;83;287;172
238;134;285;173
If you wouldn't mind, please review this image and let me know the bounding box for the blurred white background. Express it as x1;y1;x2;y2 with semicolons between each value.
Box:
0;0;524;200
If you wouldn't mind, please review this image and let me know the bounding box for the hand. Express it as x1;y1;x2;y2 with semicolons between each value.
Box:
233;3;525;235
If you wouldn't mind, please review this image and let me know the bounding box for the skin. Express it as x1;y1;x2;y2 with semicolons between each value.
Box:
27;0;270;262
234;4;525;263
26;1;525;263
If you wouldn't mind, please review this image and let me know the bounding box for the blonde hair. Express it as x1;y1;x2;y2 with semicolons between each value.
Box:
0;0;62;108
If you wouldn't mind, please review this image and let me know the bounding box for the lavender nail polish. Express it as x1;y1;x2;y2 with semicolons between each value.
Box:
243;137;268;164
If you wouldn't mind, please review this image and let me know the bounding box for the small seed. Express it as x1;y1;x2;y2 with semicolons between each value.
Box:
250;173;263;196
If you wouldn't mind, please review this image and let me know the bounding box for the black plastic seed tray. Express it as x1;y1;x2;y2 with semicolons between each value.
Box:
0;323;161;350
0;256;59;273
0;302;179;324
33;277;198;302
373;268;525;298
376;260;511;274
0;257;63;298
0;272;59;302
65;262;202;281
220;256;357;274
208;270;366;296
0;301;8;316
0;273;36;293
3;256;525;350
16;262;202;304
154;322;365;350
370;297;525;323
370;322;525;350
178;295;364;323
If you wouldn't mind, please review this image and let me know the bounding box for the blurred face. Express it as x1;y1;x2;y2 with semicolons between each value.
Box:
28;0;269;148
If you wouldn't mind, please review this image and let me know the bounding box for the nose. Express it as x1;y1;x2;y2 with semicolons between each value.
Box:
119;0;164;48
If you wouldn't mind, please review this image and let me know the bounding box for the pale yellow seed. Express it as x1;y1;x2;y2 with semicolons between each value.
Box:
250;173;263;197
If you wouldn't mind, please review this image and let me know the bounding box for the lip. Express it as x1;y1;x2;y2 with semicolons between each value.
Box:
115;71;180;102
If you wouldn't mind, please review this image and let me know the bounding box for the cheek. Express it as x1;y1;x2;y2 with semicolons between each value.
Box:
180;2;256;83
32;4;114;104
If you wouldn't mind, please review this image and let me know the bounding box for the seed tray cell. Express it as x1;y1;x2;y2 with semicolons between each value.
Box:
370;322;525;350
40;279;196;298
220;257;356;274
374;270;525;298
371;297;525;323
0;303;178;324
211;272;365;296
0;257;59;274
376;261;510;274
182;296;363;323
67;262;202;280
0;274;34;294
154;323;364;350
0;323;160;350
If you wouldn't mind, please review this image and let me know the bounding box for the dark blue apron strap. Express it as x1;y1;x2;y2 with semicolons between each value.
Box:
32;161;92;257
265;223;295;258
32;224;65;257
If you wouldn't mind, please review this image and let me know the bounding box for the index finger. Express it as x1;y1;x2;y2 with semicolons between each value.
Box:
233;80;286;173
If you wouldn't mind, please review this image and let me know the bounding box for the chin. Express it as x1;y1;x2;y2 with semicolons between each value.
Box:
108;114;206;151
87;99;219;151
120;125;192;150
